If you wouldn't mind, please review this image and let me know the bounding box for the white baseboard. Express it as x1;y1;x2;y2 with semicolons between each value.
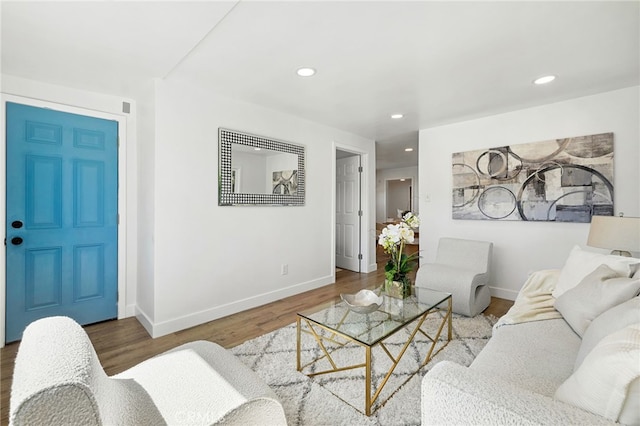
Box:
365;262;378;273
125;304;136;318
489;286;518;301
142;275;335;338
135;307;154;337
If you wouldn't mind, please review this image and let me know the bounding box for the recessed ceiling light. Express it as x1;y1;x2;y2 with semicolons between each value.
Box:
533;75;556;85
296;67;316;77
404;148;414;152
391;114;404;119
254;147;261;151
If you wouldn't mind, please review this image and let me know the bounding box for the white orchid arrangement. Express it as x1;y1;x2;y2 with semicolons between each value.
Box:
378;212;420;284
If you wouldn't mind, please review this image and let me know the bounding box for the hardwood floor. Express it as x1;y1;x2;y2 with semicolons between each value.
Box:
0;263;513;425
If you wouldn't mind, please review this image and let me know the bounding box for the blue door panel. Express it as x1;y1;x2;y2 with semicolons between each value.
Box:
6;102;118;343
74;160;105;227
74;128;106;150
26;248;63;310
26;155;63;229
74;244;105;301
26;121;62;145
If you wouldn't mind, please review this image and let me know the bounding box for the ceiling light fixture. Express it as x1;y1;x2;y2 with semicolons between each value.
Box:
404;148;414;152
296;67;316;77
391;114;404;119
533;75;556;85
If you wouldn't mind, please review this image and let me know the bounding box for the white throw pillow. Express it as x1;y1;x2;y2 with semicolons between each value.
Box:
554;264;640;337
555;324;640;423
553;245;639;298
575;296;640;370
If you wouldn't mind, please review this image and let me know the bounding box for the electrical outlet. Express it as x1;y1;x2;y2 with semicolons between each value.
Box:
281;264;288;275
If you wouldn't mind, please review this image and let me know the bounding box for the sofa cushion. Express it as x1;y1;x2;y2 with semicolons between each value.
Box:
575;296;640;370
470;318;580;397
553;245;639;298
554;264;640;337
422;361;615;426
555;324;640;423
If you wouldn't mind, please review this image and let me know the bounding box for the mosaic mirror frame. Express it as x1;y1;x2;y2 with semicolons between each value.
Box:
218;128;306;206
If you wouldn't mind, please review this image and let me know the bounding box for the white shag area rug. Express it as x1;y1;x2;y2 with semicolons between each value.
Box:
230;312;496;426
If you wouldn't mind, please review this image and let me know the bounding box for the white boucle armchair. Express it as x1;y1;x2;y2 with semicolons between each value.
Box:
9;316;287;426
415;237;493;317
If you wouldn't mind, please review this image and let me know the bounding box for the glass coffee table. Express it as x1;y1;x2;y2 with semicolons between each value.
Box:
296;287;452;416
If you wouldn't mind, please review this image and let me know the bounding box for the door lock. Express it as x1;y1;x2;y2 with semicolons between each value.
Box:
11;220;23;229
11;237;23;246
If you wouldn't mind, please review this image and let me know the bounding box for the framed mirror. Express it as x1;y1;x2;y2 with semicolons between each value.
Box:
219;128;305;206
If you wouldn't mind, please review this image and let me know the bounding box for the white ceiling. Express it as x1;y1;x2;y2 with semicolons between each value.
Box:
2;1;639;170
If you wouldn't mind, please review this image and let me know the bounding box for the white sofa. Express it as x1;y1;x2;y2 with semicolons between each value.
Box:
10;316;287;426
421;247;640;425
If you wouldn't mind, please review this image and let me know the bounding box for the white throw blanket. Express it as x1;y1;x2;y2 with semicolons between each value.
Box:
494;269;563;329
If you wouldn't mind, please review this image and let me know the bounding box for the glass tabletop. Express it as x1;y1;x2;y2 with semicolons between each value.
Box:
297;287;451;346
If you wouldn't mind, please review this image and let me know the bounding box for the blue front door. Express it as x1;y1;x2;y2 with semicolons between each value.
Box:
5;102;118;343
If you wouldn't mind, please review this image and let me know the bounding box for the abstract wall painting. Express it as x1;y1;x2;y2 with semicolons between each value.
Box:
452;132;614;222
272;170;298;195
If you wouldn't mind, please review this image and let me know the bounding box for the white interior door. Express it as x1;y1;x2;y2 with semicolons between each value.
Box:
336;154;361;272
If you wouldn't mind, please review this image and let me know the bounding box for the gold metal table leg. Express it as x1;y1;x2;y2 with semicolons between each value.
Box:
371;311;429;407
297;295;452;416
296;316;301;371
365;345;372;416
447;297;452;340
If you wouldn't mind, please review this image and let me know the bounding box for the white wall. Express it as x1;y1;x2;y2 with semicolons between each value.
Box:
134;78;157;330
419;86;640;300
376;166;419;223
145;77;376;336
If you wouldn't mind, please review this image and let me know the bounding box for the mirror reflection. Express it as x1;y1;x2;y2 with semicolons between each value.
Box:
231;145;298;195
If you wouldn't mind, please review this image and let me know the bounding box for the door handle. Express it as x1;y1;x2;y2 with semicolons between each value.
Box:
11;237;23;246
11;220;23;229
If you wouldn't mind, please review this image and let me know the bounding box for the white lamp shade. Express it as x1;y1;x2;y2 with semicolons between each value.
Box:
587;216;640;253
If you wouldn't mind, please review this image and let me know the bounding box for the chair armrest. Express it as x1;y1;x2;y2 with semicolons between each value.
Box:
116;342;286;425
421;361;614;426
218;397;288;425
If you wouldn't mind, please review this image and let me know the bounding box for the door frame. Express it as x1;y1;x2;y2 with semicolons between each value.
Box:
332;143;374;277
0;94;128;345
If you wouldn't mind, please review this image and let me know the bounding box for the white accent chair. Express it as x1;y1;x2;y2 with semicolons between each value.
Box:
415;237;493;317
10;316;287;426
